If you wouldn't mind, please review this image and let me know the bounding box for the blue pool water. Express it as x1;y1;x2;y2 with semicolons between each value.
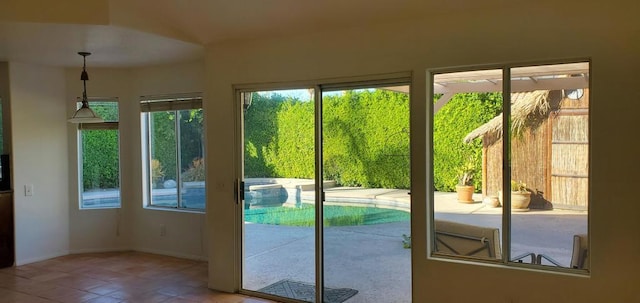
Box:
245;204;409;226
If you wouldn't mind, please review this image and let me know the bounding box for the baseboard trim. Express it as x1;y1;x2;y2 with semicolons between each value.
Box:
68;247;132;255
15;247;207;266
132;247;208;262
16;250;70;266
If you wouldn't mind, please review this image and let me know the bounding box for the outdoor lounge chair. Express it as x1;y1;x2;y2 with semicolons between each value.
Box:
434;220;501;259
570;234;589;270
519;234;588;268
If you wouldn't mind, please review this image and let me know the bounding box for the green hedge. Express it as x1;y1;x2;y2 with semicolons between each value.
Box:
82;107;203;190
243;93;285;177
82;130;119;189
81;104;119;190
432;92;502;191
322;90;410;188
245;89;410;189
80;91;500;192
245;90;500;191
147;109;204;185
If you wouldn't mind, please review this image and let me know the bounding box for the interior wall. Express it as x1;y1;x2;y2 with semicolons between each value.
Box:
9;62;70;265
205;3;640;302
66;61;208;260
130;61;207;260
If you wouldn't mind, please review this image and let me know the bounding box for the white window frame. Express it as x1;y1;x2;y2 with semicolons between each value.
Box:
140;93;205;212
77;98;121;209
428;59;591;275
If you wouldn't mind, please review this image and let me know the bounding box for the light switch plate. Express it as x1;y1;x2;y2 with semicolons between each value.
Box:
25;184;34;196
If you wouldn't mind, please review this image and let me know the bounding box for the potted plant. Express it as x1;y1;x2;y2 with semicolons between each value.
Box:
499;180;531;210
455;158;476;203
510;180;531;210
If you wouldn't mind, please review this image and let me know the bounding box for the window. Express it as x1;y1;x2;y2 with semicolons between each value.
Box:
141;94;205;210
430;61;589;272
78;100;121;209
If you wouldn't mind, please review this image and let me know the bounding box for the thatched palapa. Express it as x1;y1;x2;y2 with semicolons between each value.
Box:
464;90;550;143
463;89;589;210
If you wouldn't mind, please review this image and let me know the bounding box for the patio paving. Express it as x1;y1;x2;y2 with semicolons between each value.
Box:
243;188;587;302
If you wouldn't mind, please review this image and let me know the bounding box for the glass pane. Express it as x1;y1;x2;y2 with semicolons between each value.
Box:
149;111;178;208
432;69;504;261
80;129;120;208
179;109;205;209
322;87;411;302
77;101;119;122
509;63;589;269
242;89;316;300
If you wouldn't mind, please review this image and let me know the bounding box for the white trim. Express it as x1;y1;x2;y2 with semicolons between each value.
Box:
68;247;131;255
15;250;69;266
132;247;208;262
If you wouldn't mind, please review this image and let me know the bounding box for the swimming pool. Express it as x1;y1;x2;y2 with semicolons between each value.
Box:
244;204;409;227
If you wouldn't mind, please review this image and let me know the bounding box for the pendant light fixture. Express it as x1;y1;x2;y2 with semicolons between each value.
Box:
68;52;103;123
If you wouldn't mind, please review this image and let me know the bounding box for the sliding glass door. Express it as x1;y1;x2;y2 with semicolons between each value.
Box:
241;88;317;301
240;82;411;302
321;86;411;303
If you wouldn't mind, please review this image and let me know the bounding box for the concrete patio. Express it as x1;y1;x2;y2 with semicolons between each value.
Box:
243;188;588;302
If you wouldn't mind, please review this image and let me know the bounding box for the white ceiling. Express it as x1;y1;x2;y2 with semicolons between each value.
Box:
0;0;536;68
0;22;203;68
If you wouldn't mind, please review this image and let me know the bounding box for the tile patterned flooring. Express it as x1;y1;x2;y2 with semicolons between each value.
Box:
0;252;276;303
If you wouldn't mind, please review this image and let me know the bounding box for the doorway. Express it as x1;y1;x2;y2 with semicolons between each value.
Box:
240;82;411;302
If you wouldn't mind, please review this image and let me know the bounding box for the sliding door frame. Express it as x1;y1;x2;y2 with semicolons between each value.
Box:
235;72;412;302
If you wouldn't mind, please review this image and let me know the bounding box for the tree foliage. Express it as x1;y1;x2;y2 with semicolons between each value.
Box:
81;102;119;190
82;129;119;190
149;109;204;185
82;105;204;191
245;89;410;189
432;92;502;191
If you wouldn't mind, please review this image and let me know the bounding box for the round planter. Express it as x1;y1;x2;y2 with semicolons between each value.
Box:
497;191;531;211
456;185;475;203
511;191;531;210
483;195;500;207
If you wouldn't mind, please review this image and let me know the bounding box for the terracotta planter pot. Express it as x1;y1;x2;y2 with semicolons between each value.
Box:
456;185;475;203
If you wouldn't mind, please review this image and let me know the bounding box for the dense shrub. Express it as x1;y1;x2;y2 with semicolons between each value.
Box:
81;91;500;192
263;99;315;178
81;129;119;190
243;93;284;177
432;92;502;192
182;157;205;182
81;107;203;190
148;109;204;184
81;103;119;190
150;111;177;181
245;89;410;189
151;159;164;188
322;90;410;188
179;109;204;173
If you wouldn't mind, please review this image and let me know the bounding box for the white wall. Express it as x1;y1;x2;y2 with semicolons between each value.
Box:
130;62;207;260
9;62;70;265
205;3;640;302
65;61;208;260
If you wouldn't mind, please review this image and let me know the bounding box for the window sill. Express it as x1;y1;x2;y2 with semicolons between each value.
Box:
143;205;205;214
80;206;121;210
429;253;590;277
